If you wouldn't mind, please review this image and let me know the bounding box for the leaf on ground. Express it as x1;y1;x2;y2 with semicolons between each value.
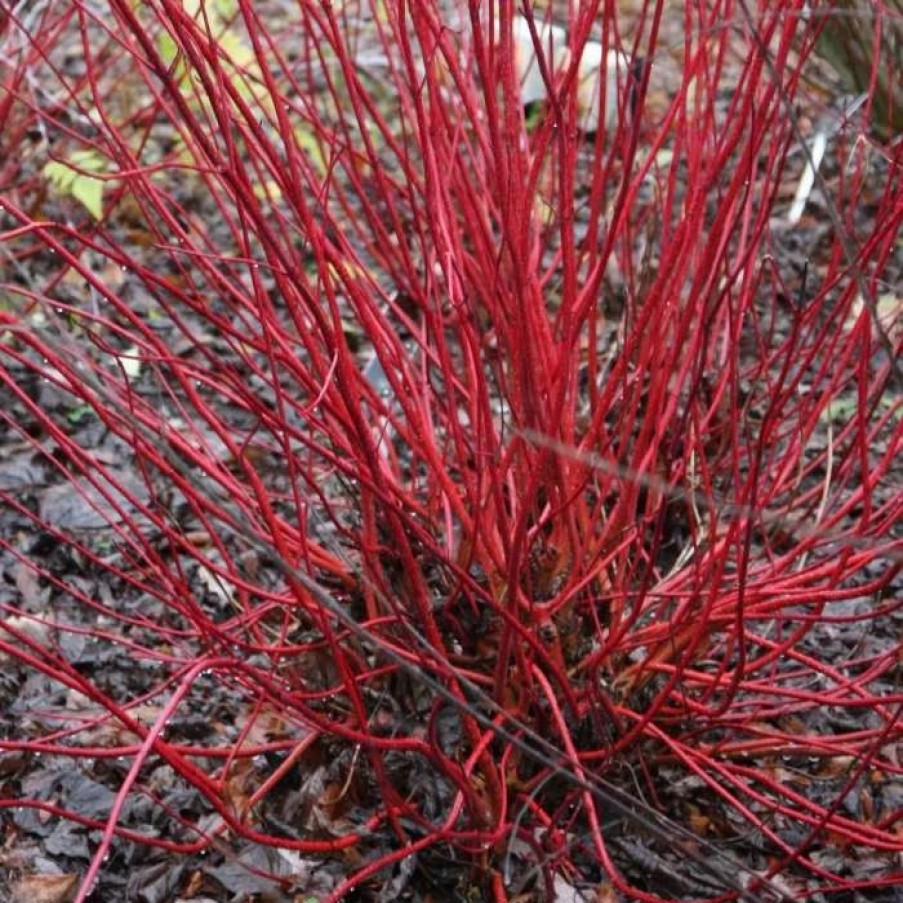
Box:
39;472;150;531
125;858;187;903
553;874;595;902
11;872;79;903
0;451;47;491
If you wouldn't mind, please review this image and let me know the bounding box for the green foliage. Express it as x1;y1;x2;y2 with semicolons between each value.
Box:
42;148;110;220
153;0;326;180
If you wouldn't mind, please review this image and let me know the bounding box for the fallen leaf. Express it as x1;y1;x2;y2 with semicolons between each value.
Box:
596;881;624;903
11;873;79;903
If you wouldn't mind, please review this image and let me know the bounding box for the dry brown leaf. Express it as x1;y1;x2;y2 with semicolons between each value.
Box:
11;873;79;903
596;880;624;903
687;804;711;836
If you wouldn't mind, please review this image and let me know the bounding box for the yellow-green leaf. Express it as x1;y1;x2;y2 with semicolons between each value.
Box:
42;149;110;220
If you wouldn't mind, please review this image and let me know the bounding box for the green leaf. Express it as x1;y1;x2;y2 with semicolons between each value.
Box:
66;404;95;426
42;149;109;220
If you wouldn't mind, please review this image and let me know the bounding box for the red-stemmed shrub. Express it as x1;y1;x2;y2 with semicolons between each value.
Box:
1;2;900;901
